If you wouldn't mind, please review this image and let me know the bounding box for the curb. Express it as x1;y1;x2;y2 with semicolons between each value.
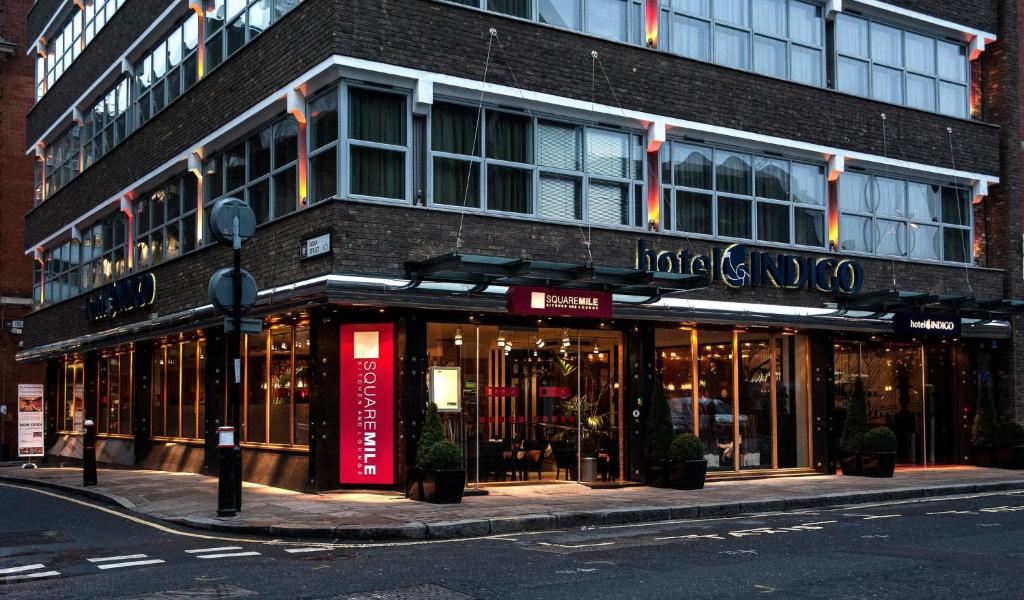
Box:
4;473;1024;542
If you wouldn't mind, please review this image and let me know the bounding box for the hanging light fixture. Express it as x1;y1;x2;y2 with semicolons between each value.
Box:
497;332;506;348
454;328;463;346
535;337;545;349
561;329;570;347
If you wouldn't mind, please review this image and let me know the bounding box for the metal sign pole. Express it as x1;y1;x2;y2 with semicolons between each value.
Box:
231;217;243;512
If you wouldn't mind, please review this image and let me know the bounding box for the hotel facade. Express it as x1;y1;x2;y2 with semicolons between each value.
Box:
20;0;1023;491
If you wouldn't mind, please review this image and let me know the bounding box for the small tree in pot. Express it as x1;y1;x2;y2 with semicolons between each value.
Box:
971;380;998;467
993;422;1024;470
643;384;675;487
860;426;897;478
667;433;708;490
408;402;465;502
839;378;869;476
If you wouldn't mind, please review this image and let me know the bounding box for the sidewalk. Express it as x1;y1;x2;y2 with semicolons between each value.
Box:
3;465;1023;541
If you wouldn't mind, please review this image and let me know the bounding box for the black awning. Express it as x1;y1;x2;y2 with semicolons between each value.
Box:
838;288;1024;320
405;253;705;296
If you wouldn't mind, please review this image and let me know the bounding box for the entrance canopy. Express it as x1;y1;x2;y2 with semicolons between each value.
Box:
838;289;1024;321
405;253;706;299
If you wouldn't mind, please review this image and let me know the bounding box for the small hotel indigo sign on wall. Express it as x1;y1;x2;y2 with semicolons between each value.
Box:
507;286;613;319
339;323;394;485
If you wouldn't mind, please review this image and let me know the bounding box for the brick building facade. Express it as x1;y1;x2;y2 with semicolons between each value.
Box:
17;0;1023;491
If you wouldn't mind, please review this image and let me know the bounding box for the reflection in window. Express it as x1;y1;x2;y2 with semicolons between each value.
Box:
43;126;81;199
431;101;643;225
80;212;128;293
205;0;300;71
83;78;130;167
134;14;199;127
135;174;199;270
661;141;825;246
455;0;644;44
835;13;968;117
839;172;971;262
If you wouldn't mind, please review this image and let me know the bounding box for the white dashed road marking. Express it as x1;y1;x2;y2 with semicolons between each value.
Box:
88;554;148;563
196;552;262;560
185;546;244;554
2;571;61;583
1;565;61;583
284;547;333;554
0;564;47;575
96;559;166;570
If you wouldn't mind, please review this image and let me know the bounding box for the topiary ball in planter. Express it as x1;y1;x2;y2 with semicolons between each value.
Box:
668;433;708;490
420;440;466;504
861;426;897;478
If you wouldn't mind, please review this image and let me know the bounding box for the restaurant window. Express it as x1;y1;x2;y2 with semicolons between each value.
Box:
204;116;299;232
135;173;199;270
41;241;81;305
661;141;826;246
242;322;310;446
83;78;130;168
98;350;133;436
838;171;971;263
44;126;81;199
80;212;128;292
430;101;644;226
135;13;199;127
834;13;969;118
656;327;811;473
59;360;86;433
150;339;205;440
452;0;644;44
204;0;300;72
665;0;824;86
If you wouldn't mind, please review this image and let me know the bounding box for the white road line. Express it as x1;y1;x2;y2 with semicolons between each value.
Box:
3;571;61;582
96;559;166;570
0;564;45;575
195;551;262;560
861;514;901;520
284;547;333;554
185;546;244;554
537;541;614;549
88;554;148;563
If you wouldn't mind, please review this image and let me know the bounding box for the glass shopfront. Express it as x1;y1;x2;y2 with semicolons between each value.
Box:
426;323;624;484
657;327;812;473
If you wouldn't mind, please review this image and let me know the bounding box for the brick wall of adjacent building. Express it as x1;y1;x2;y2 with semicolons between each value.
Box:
1;0;46;459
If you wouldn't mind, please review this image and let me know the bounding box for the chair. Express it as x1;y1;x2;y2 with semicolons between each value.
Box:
520;440;546;481
478;442;508;481
551;442;577;480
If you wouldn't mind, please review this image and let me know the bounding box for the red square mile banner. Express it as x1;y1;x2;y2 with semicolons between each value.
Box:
339;323;395;485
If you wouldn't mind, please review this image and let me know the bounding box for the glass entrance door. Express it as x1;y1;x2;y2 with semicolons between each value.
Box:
426;324;624;485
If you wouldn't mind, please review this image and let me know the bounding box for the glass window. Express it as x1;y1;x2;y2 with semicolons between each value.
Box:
135;174;199;269
840;172;970;262
348;88;408;200
835;14;969;117
135;14;199;127
205;0;298;68
43;126;81;200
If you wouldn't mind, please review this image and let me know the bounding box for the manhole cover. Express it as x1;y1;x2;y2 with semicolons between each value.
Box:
331;584;476;600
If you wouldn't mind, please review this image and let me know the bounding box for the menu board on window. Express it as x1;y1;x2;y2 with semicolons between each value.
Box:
339;323;394;485
17;384;45;458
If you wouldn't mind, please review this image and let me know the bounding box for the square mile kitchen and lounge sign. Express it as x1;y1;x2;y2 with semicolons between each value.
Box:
339;323;395;485
507;286;613;319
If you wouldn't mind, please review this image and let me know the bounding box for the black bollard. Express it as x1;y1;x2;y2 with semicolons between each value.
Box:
216;426;237;517
83;419;97;486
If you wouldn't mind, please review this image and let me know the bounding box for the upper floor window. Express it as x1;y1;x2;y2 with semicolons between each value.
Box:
204;0;300;72
42;240;81;305
204;116;299;231
835;13;968;118
839;171;971;263
453;0;645;44
81;211;129;291
84;0;126;45
135;13;199;127
665;0;824;86
44;125;81;199
430;101;645;226
660;140;826;246
135;173;199;270
83;78;130;168
45;12;82;93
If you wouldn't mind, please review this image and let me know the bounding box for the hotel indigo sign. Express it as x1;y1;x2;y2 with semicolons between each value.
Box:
507;286;613;319
85;273;157;321
339;323;395;485
636;240;864;295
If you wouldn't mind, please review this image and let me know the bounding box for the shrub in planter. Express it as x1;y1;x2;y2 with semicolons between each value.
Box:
993;422;1024;470
839;378;869;476
972;382;998;467
419;440;466;504
667;433;708;490
407;402;466;502
860;426;897;478
643;384;675;487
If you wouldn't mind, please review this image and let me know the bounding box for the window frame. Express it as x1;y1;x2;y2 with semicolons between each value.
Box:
427;98;646;227
204;0;301;73
133;13;200;129
453;0;646;45
83;78;131;168
98;349;134;437
150;339;205;441
134;173;200;271
833;12;969;118
241;322;310;448
80;211;128;293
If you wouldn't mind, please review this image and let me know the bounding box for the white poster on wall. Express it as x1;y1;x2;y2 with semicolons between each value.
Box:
17;383;44;458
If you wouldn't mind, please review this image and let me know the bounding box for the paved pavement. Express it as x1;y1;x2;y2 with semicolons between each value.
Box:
2;465;1023;540
2;481;1024;599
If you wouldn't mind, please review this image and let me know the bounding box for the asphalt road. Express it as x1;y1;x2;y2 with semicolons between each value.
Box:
2;482;1023;599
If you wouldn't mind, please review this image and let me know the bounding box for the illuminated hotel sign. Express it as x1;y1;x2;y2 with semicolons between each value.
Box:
637;239;864;295
85;273;157;321
894;312;961;338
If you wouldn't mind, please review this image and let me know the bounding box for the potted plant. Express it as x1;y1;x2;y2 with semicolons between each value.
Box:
668;433;708;490
839;378;869;476
993;422;1024;470
407;401;467;503
860;426;897;478
643;384;675;487
971;380;998;467
557;393;608;483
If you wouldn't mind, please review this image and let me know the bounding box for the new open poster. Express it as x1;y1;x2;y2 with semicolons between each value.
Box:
339;323;394;485
17;383;44;458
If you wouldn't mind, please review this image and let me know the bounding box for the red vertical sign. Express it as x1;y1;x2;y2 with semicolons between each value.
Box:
339;323;394;485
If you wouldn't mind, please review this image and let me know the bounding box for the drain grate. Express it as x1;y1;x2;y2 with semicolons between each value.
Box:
330;584;477;600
